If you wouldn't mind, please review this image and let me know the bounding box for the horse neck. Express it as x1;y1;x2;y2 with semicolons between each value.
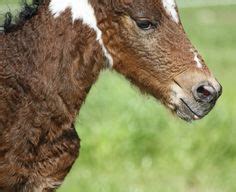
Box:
2;1;105;115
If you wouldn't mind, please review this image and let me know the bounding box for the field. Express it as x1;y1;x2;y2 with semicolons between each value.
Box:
1;1;236;192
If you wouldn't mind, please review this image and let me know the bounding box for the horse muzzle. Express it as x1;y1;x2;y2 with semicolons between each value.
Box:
169;70;222;122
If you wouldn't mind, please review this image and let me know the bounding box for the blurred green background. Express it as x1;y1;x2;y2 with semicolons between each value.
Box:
1;0;236;191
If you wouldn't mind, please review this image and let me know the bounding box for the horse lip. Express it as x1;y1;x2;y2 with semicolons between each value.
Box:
174;98;204;122
180;99;203;119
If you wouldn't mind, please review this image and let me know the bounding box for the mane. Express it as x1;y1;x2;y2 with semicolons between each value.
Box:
0;0;43;33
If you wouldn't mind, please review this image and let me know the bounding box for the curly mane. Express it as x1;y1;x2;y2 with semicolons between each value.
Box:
1;0;43;33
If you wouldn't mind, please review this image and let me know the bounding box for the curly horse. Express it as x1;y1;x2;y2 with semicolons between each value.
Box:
0;0;222;191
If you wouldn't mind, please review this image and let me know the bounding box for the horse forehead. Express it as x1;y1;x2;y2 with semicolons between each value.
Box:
120;0;179;24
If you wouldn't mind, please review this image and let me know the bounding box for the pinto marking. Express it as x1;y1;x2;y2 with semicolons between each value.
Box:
162;0;179;23
49;0;113;67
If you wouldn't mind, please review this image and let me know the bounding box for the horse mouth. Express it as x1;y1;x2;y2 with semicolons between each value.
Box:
175;99;204;122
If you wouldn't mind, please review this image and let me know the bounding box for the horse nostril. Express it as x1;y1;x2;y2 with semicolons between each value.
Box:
193;84;217;103
197;86;211;97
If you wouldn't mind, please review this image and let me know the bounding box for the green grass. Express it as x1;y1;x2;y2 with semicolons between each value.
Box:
1;1;236;192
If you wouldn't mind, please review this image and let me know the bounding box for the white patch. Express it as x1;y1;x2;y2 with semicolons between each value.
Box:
49;0;113;67
162;0;179;23
193;52;203;68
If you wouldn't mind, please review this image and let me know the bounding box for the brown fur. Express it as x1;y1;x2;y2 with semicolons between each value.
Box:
0;0;221;191
0;1;104;191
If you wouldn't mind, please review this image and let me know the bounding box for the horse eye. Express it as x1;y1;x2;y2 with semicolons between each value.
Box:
136;20;154;30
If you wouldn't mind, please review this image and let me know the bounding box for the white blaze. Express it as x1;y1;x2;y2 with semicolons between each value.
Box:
193;52;203;68
162;0;179;23
49;0;113;67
